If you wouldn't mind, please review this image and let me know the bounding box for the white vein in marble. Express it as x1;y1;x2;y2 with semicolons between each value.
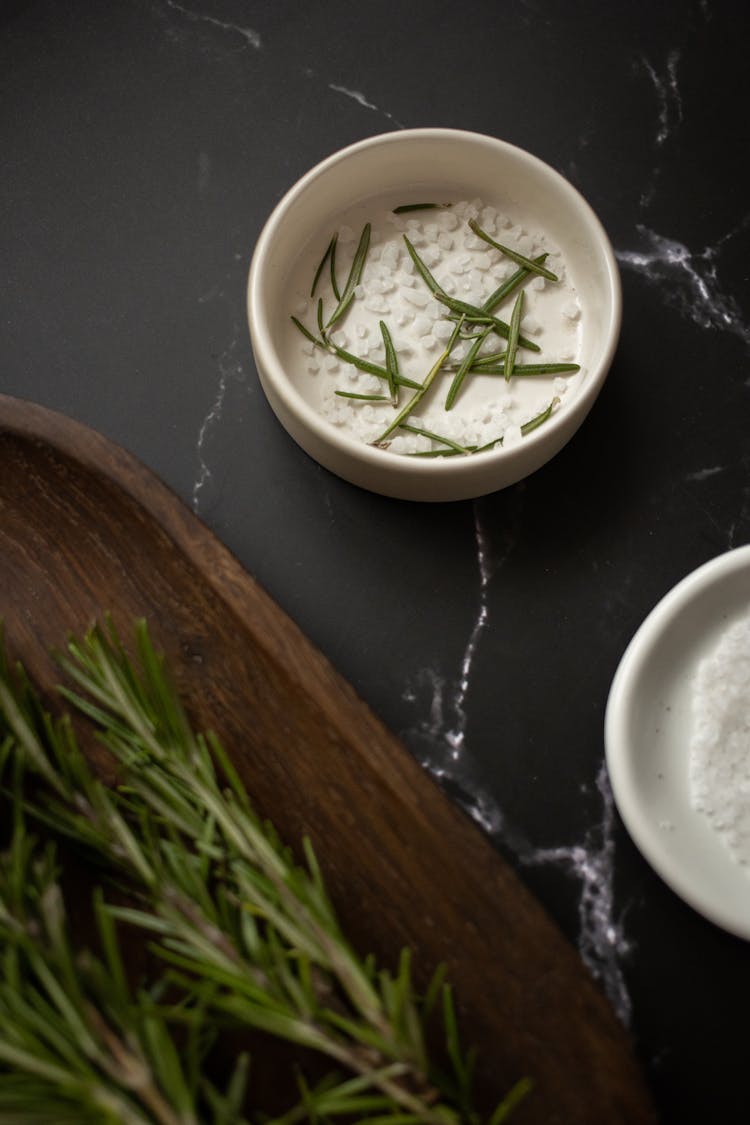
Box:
641;50;682;147
685;465;725;482
617;225;750;348
164;0;261;50
327;84;403;128
192;330;247;513
402;498;634;1023
521;762;632;1027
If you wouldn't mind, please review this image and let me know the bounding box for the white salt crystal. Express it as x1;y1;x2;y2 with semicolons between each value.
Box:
503;424;522;448
423;334;438;351
442;211;458;231
364;295;389;314
325;355;340;372
355;322;369;339
689;609;750;871
521;316;542;336
422;246;441;267
433;320;454;342
330;330;348;347
413;315;432;337
402;288;429;308
531;276;546;291
438;232;454;251
562;300;581;321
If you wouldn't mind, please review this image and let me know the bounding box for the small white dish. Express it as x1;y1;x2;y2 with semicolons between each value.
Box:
605;545;750;939
247;129;621;502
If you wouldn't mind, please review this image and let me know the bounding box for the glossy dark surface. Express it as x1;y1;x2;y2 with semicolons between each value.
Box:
3;2;749;1120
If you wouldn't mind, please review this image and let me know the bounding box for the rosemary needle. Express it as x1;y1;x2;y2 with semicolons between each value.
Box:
325;223;371;330
374;319;464;444
468;219;559;282
399;423;472;454
291;317;421;388
521;396;559;434
504;291;524;382
445;325;493;411
310;235;336;298
379;320;400;406
335;391;391;401
329;235;341;300
392;202;450;214
481;254;548;315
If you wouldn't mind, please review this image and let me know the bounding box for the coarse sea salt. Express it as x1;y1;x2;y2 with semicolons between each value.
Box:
285;197;585;456
689;609;750;868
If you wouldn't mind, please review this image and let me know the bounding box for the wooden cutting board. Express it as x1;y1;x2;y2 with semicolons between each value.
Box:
0;393;655;1123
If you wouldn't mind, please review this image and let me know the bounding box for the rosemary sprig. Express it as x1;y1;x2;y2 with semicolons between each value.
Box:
0;622;530;1123
0;804;250;1124
468;220;559;282
325;223;371;330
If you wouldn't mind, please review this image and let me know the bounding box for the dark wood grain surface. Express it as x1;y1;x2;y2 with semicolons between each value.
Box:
0;393;655;1122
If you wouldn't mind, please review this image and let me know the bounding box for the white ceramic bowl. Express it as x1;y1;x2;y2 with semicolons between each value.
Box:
247;129;621;502
605;546;750;939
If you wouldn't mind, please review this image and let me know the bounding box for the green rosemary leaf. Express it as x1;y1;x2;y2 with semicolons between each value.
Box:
325;223;371;330
468;220;560;281
392;203;448;214
379;320;399;406
464;362;580;378
489;1077;534;1125
480;254;549;315
335;392;391;401
374;319;464;444
329;235;341;301
317;297;326;337
445;326;493;411
504;292;524;383
398;424;472;455
311;235;336;298
290;318;421;389
290;316;320;348
520;397;559;435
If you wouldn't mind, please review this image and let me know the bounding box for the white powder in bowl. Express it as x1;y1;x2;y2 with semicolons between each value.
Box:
689;609;750;867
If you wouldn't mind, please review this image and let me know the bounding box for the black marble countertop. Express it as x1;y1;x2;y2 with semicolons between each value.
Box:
3;2;749;1120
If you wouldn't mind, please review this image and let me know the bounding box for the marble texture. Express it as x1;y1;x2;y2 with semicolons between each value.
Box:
2;1;750;1121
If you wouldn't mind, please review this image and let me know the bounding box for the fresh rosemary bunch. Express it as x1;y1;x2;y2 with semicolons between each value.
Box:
0;622;530;1123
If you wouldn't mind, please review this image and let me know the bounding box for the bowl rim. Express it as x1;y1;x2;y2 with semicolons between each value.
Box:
247;127;622;482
